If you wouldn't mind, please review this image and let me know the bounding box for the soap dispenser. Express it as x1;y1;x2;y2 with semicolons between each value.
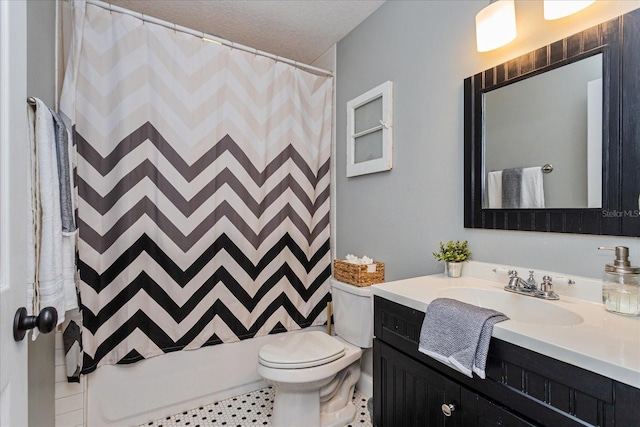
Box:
598;246;640;316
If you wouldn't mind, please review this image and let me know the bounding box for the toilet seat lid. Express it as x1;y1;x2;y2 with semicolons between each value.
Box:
259;331;346;369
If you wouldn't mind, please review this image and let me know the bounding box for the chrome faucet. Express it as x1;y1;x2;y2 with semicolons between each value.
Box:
503;270;559;300
493;267;575;300
506;270;536;291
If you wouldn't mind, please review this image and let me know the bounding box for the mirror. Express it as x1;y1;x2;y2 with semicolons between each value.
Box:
483;54;602;209
464;9;640;236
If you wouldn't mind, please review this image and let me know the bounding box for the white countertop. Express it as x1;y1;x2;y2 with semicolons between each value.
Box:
371;261;640;388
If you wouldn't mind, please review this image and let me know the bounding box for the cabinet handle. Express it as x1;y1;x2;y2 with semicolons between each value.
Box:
441;403;456;417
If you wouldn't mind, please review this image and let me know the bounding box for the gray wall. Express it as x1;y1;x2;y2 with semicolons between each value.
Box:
336;1;640;283
27;0;57;426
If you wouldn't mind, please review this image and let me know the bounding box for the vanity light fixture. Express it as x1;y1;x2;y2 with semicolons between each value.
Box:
475;0;517;52
543;0;595;20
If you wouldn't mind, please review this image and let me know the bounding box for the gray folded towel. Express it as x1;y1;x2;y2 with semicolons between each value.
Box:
418;298;509;379
48;108;76;233
502;167;523;208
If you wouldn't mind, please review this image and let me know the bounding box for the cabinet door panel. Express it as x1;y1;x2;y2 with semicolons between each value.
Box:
374;339;460;427
460;387;538;427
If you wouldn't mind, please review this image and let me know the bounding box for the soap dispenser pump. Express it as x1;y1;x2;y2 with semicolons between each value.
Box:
598;246;640;316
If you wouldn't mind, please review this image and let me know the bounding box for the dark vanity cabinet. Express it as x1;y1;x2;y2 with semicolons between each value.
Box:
373;296;640;426
375;339;535;426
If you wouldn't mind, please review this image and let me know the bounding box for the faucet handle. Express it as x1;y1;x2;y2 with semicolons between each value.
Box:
517;270;537;290
505;270;520;290
538;276;560;300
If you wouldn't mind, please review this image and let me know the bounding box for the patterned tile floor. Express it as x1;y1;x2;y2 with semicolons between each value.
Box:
140;387;373;427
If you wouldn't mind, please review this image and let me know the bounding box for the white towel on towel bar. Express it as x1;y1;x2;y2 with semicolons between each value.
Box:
27;98;78;338
487;167;545;209
487;171;502;208
520;166;545;208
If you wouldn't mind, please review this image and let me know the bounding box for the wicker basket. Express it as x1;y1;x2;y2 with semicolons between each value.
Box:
333;259;385;287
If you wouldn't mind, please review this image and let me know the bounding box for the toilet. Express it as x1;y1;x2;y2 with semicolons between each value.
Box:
257;279;373;427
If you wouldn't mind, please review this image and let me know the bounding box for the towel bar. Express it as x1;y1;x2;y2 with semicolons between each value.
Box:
490;164;553;174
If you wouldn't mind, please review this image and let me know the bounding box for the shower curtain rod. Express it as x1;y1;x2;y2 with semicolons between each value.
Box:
85;0;334;78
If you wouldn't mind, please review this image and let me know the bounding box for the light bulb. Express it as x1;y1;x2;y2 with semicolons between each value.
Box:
476;0;517;52
544;0;595;20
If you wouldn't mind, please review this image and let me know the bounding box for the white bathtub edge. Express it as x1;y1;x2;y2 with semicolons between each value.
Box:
86;327;324;427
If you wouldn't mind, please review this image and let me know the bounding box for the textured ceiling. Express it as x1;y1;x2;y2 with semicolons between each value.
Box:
108;0;385;65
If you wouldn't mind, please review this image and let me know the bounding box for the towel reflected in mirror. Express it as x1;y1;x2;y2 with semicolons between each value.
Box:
487;166;545;209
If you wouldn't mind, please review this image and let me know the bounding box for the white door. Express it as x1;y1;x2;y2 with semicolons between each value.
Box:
0;0;29;426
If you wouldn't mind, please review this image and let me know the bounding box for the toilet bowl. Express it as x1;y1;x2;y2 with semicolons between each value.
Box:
257;279;373;427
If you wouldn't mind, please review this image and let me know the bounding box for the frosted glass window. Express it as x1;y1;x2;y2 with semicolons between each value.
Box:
354;97;382;134
346;81;393;177
354;130;383;163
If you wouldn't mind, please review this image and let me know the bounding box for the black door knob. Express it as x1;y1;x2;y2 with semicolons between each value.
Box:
13;306;58;341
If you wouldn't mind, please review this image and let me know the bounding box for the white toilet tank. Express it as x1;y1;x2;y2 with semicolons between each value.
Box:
331;278;374;348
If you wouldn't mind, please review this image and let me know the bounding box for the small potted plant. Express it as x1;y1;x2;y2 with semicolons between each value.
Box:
432;240;471;278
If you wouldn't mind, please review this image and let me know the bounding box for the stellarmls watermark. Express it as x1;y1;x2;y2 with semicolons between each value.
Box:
601;210;640;218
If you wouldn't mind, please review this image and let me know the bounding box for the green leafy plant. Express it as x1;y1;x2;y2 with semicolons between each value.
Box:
432;240;471;263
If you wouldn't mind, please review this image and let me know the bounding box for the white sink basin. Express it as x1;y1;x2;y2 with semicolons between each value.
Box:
437;287;584;326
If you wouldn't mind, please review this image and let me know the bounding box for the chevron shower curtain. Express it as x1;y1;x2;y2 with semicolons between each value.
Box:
61;1;332;373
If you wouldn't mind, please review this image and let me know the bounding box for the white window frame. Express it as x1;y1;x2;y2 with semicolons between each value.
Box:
346;81;393;177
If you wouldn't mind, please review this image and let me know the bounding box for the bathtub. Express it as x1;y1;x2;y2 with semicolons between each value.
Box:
86;327;324;426
86;325;373;426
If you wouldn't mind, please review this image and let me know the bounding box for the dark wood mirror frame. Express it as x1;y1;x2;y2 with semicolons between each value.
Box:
464;9;640;237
